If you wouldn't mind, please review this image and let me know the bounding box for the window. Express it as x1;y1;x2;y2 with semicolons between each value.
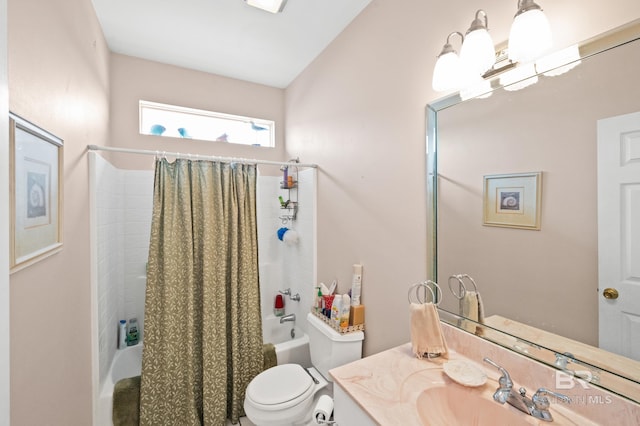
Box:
139;100;275;147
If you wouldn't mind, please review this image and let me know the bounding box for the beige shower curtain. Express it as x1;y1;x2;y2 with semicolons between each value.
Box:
140;158;264;425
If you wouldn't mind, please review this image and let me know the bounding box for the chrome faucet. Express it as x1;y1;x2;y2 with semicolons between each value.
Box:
279;313;296;324
279;288;301;302
530;388;572;422
483;358;571;422
483;357;513;404
554;352;601;385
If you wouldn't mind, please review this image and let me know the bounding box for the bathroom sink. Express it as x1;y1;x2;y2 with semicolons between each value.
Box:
417;385;539;426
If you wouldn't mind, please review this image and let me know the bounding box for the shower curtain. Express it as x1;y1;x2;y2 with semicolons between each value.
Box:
140;158;264;425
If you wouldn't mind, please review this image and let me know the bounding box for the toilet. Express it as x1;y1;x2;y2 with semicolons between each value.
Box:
243;312;364;426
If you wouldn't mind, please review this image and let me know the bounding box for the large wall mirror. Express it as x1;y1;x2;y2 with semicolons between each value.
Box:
426;19;640;402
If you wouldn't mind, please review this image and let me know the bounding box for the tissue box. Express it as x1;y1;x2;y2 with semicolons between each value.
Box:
349;305;365;326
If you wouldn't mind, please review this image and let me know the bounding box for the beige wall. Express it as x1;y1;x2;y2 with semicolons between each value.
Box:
8;0;110;424
284;0;640;356
5;0;640;424
108;53;287;171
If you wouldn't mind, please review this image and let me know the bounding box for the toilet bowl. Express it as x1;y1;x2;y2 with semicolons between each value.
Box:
243;313;364;426
244;363;327;426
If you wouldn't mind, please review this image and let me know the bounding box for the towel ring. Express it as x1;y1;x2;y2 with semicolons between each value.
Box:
448;274;478;300
408;280;442;306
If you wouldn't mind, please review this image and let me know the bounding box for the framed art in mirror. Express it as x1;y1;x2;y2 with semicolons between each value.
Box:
9;113;63;273
482;172;542;230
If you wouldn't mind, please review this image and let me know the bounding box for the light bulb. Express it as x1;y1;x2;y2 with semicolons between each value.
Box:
460;10;496;75
508;1;552;63
432;51;462;92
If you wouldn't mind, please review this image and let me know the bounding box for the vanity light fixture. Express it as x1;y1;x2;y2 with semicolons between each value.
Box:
244;0;287;14
508;0;553;63
460;10;496;76
432;0;554;94
431;31;464;92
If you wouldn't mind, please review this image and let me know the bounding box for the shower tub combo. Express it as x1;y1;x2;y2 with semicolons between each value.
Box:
97;318;309;425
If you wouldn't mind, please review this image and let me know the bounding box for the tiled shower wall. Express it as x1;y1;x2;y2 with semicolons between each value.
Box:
92;155;316;388
93;154;153;387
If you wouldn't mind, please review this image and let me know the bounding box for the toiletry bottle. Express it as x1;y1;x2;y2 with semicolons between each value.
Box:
274;294;285;317
118;320;127;349
351;264;363;305
127;318;139;346
331;294;342;328
340;294;351;328
283;166;288;188
315;287;323;313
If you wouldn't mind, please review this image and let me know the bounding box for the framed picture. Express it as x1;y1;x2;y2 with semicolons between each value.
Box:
483;172;542;230
9;113;63;272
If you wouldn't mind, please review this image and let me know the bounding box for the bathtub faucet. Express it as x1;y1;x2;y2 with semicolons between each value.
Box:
279;313;296;324
279;288;301;302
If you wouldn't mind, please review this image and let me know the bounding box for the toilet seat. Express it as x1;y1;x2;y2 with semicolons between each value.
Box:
245;364;314;411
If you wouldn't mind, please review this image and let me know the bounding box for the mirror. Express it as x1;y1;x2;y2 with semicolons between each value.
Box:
426;19;640;402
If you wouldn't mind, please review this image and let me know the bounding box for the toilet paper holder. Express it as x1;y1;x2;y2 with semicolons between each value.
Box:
313;394;337;425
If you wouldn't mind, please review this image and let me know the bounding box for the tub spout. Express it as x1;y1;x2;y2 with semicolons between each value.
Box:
280;313;296;324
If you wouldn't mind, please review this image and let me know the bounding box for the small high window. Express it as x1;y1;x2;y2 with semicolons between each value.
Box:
139;100;275;147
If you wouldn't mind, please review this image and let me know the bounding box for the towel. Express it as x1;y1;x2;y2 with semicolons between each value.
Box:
112;376;141;426
461;291;485;335
263;343;278;370
461;291;484;322
409;302;448;359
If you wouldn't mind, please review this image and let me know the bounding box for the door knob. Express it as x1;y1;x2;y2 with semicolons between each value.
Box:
603;288;619;299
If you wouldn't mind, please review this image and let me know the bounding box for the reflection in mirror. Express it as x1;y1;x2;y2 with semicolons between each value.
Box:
426;20;640;402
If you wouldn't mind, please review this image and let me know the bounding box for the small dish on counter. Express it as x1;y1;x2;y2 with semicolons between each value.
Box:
443;359;487;387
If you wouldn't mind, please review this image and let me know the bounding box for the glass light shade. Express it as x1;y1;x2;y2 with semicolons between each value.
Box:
432;51;462;92
500;63;538;91
460;75;493;101
536;45;581;76
508;9;552;63
460;29;496;75
245;0;287;13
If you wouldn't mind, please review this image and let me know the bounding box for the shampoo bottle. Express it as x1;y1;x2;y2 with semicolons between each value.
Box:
118;320;127;349
127;318;139;346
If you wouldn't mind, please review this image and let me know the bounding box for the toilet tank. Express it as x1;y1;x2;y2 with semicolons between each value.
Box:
306;313;364;381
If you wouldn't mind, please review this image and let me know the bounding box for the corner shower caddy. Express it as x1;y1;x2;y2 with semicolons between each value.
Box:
279;160;299;224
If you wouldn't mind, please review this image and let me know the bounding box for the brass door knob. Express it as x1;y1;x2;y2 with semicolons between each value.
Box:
603;288;619;299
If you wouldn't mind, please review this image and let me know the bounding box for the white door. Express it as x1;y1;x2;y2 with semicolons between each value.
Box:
597;111;640;361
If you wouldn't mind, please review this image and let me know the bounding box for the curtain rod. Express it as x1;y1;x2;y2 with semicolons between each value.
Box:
86;144;318;168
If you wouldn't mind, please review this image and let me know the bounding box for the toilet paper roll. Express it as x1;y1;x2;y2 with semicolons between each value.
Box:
313;394;334;425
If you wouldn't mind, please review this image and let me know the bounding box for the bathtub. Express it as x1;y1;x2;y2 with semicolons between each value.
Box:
262;314;311;367
98;344;143;426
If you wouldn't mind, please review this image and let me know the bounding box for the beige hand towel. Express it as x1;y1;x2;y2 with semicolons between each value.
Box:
461;291;484;322
410;302;448;359
461;291;485;335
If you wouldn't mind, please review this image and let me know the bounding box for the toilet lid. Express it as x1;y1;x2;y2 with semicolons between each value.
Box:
246;364;313;405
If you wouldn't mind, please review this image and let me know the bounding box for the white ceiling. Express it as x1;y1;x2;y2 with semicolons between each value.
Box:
91;0;372;88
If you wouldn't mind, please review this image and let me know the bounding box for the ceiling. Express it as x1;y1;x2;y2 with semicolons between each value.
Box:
91;0;372;89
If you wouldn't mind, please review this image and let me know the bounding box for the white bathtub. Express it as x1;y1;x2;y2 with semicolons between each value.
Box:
262;314;311;367
98;344;143;426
